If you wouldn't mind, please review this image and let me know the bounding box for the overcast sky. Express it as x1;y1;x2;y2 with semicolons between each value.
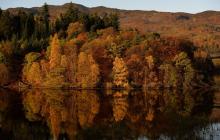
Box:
1;0;220;13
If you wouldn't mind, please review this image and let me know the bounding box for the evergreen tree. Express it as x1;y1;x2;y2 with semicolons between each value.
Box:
23;14;35;39
109;13;119;31
65;2;79;22
42;3;50;37
80;14;91;31
18;10;28;38
0;11;13;40
12;15;21;38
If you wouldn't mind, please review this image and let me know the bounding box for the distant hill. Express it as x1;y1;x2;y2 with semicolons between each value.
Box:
6;2;220;47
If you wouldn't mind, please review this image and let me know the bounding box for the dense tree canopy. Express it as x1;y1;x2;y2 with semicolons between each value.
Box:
0;3;214;89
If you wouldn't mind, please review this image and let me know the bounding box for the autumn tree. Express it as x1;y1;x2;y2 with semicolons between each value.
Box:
88;55;100;87
49;34;62;69
77;52;100;88
174;52;195;89
126;54;143;87
63;39;78;84
112;57;129;88
143;55;159;88
22;52;41;83
66;22;84;39
82;38;113;85
26;62;43;86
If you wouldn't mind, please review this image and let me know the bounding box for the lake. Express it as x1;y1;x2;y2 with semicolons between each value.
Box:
0;88;219;140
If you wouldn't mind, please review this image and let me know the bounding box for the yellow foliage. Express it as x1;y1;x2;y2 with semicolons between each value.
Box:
77;52;100;88
145;55;155;69
43;68;66;88
67;22;85;39
40;59;50;78
26;62;43;86
50;108;61;140
63;40;78;83
50;34;62;70
112;57;129;88
22;90;44;121
77;91;100;127
61;55;68;68
113;92;128;122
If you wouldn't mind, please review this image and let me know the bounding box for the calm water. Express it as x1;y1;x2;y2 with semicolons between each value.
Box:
0;88;219;140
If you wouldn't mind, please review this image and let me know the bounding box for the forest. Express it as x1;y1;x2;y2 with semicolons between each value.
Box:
0;3;214;89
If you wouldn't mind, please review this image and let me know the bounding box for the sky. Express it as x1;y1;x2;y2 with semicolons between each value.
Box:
0;0;220;13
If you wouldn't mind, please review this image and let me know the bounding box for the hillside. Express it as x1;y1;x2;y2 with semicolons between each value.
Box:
6;3;220;48
0;2;213;89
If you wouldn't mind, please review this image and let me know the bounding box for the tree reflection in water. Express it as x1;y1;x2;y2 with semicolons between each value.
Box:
0;88;219;140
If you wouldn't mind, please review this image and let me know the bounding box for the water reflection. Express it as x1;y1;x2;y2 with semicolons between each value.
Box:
0;89;50;140
0;88;219;140
22;90;100;140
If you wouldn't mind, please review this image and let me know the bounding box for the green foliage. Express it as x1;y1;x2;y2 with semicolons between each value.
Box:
103;13;119;31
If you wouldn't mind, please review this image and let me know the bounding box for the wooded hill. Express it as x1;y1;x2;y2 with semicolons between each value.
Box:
0;2;215;89
6;2;220;48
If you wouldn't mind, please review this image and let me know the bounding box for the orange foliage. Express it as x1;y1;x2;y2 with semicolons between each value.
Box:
76;32;88;43
126;54;143;86
49;34;62;70
26;62;43;86
67;22;85;39
97;27;116;39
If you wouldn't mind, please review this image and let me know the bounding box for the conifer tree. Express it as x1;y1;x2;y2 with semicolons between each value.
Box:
42;3;50;37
